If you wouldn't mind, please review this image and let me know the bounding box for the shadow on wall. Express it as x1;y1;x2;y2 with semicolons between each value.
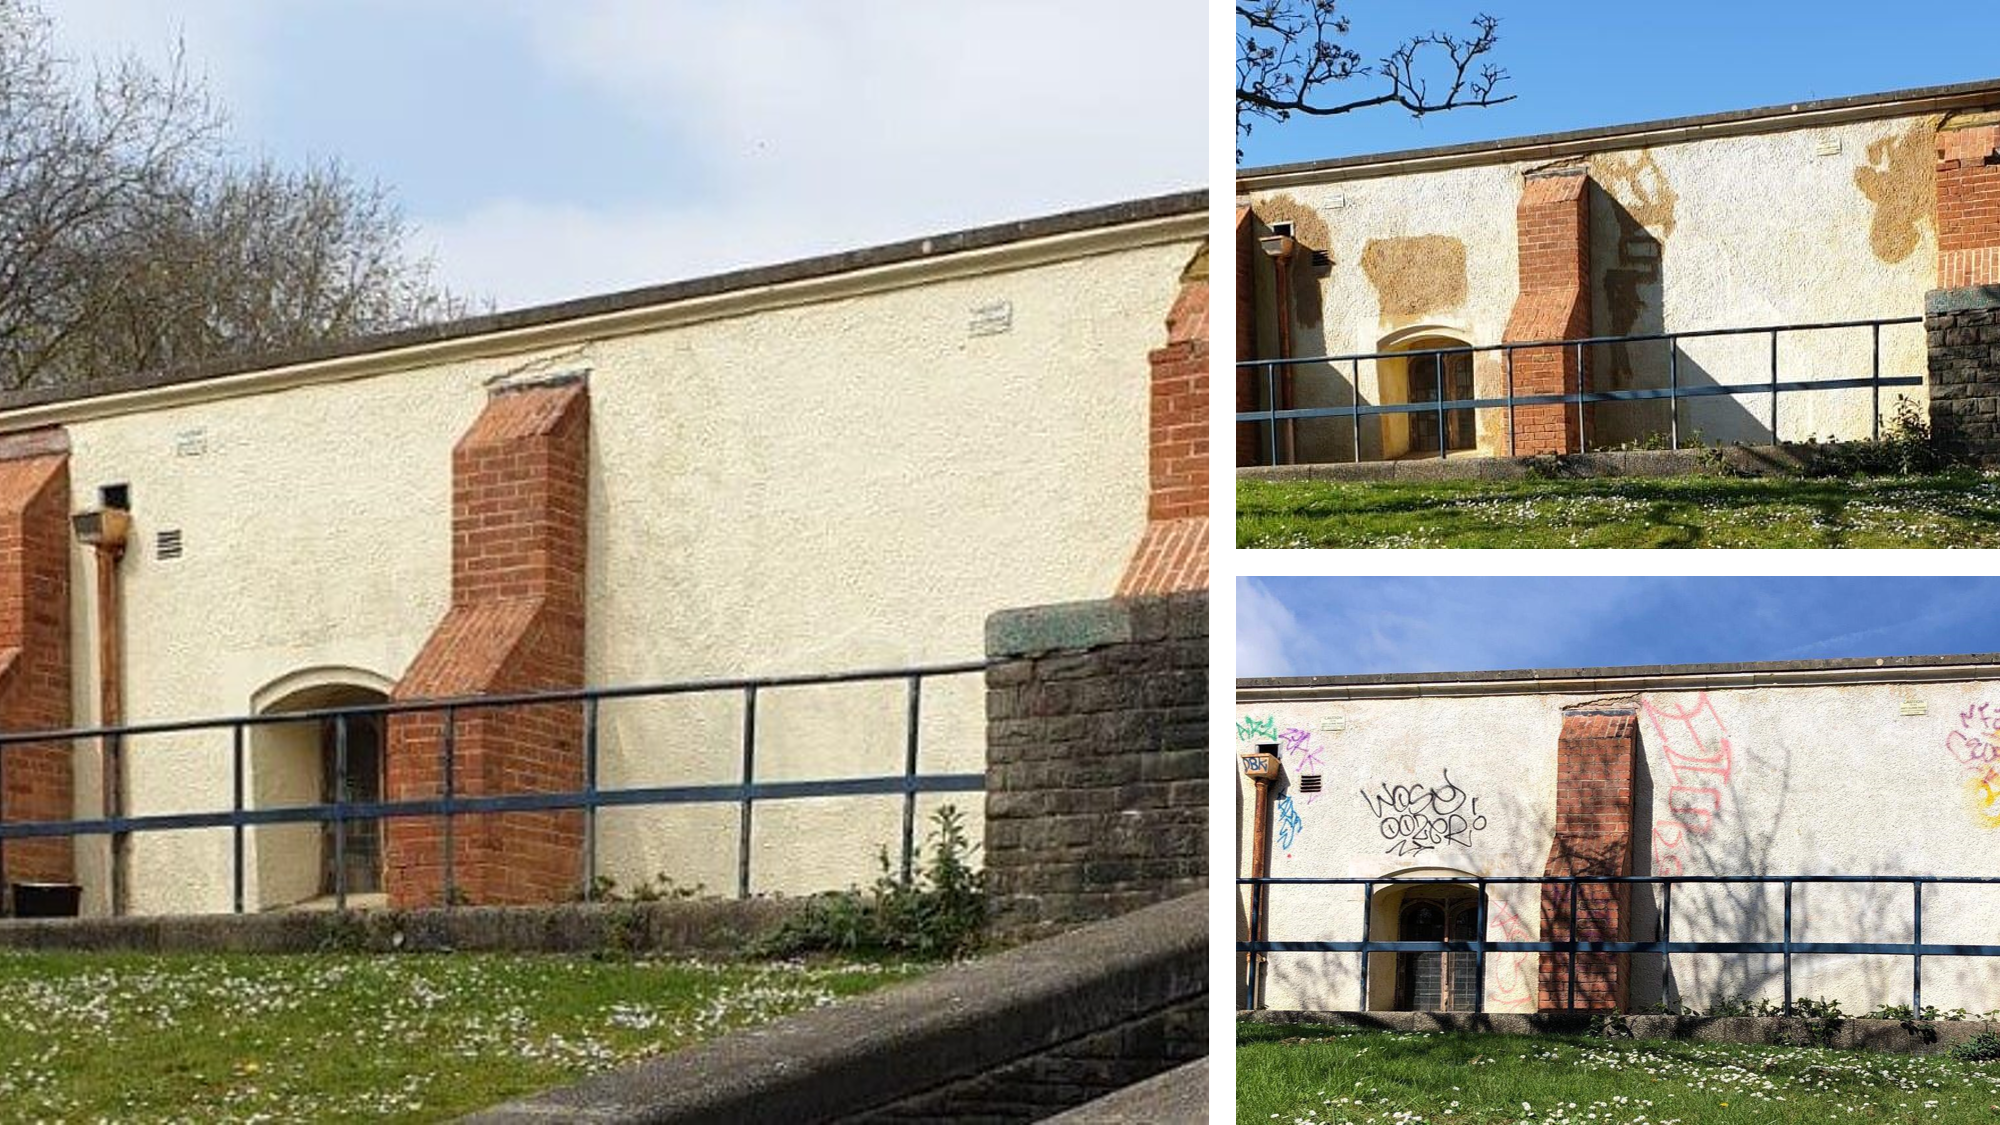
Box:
1576;184;1768;446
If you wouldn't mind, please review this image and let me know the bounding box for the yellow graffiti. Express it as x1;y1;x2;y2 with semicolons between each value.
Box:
1969;771;2000;830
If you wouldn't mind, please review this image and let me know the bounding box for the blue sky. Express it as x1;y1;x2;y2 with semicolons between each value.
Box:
47;2;1204;309
1238;1;2000;168
1239;577;2000;678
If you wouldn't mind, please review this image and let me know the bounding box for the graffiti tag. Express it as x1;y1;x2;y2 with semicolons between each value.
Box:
1237;714;1279;742
1275;795;1305;850
1645;693;1735;876
1483;897;1538;1007
1277;727;1327;802
1359;769;1488;856
1947;704;2000;830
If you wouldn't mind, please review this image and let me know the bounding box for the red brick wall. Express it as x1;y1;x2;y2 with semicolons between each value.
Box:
1118;252;1208;597
1504;170;1593;455
1937;122;2000;289
1538;708;1637;1011
0;435;72;886
385;382;588;907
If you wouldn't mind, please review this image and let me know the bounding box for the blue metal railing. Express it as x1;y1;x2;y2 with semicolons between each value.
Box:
1235;316;1926;465
1239;873;2000;1015
0;661;990;914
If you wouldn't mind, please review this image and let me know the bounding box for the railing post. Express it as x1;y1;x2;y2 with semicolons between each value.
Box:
1474;879;1488;1013
900;675;922;884
1913;880;1924;1015
1568;876;1579;1010
231;723;245;915
1659;879;1673;1008
332;714;349;912
1266;363;1279;467
1350;359;1363;464
1782;880;1793;1016
1244;879;1262;1011
582;697;599;901
1575;342;1588;453
1872;321;1883;440
1504;348;1517;457
738;685;758;900
1359;881;1374;1011
1436;358;1448;461
1769;329;1780;443
1667;340;1680;451
442;706;457;909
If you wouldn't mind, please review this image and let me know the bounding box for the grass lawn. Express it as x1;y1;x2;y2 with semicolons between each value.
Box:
0;949;921;1122
1239;1022;2000;1124
1237;471;2000;547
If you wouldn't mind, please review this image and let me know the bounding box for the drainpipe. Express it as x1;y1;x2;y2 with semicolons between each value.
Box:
1240;748;1283;1008
1257;234;1300;463
72;506;129;916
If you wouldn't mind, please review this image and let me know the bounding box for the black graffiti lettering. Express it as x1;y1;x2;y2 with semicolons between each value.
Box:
1360;769;1489;856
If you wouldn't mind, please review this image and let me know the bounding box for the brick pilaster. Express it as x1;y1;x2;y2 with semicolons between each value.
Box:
1539;708;1637;1012
0;430;72;889
1503;169;1592;455
385;381;588;907
1928;121;2000;464
1118;247;1208;596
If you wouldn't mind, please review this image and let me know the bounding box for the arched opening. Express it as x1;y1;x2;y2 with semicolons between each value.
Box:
1378;334;1476;459
1364;875;1483;1011
250;673;391;910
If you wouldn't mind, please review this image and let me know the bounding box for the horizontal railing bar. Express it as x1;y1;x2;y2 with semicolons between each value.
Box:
1242;940;2000;957
0;773;987;840
1234;376;1923;424
0;661;993;749
1235;316;1924;369
1240;874;2000;885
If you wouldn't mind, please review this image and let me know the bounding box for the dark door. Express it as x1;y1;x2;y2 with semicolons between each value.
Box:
1406;351;1476;455
1396;895;1480;1011
320;715;384;895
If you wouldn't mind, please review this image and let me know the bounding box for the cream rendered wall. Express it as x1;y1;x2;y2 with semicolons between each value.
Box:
47;229;1195;915
1238;675;2000;1014
1247;112;1936;460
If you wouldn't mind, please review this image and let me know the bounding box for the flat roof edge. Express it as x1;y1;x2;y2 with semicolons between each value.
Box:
1238;77;2000;188
1238;651;2000;696
1;188;1206;414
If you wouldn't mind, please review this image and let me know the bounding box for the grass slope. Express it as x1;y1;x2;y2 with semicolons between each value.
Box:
0;950;920;1122
1237;472;2000;548
1239;1023;2000;1124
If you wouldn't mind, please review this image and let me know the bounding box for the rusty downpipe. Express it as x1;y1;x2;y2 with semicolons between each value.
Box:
73;504;129;916
1241;747;1282;1008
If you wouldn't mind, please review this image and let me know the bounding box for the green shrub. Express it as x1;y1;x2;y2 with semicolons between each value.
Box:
751;805;986;960
1950;1030;2000;1062
1796;395;1954;477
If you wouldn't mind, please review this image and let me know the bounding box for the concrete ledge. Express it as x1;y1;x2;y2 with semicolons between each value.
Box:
1238;445;1830;483
0;898;797;955
1042;1059;1207;1123
985;592;1205;658
1927;285;2000;314
469;892;1206;1123
1239;1010;2000;1055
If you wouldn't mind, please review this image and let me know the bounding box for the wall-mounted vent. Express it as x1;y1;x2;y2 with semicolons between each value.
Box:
154;529;183;561
1268;220;1295;237
1298;774;1323;794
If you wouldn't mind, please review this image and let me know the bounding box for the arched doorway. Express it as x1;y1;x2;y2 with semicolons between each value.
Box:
1376;332;1478;459
249;671;392;909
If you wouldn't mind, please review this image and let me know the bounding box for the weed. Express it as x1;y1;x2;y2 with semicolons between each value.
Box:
751;806;985;960
1950;1029;2000;1061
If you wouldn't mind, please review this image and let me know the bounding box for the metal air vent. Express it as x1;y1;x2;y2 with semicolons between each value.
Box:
1298;774;1323;794
155;529;183;561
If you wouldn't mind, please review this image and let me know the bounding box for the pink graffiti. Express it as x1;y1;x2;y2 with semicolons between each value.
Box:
1645;693;1736;876
1278;727;1327;802
1946;704;2000;830
1484;898;1537;1006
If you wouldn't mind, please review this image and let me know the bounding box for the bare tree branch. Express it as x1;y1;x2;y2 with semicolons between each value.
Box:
1237;2;1514;158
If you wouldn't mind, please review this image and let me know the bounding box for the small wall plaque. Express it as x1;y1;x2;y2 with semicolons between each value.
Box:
968;300;1013;337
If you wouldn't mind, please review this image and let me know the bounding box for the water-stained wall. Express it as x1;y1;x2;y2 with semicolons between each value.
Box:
1237;667;2000;1014
1243;107;1948;460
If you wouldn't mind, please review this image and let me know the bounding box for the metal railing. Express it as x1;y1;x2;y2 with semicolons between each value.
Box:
1239;874;2000;1015
1235;316;1925;465
0;660;990;915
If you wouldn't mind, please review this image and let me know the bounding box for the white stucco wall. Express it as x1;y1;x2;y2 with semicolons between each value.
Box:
1246;111;1938;461
1237;670;2000;1015
30;215;1199;916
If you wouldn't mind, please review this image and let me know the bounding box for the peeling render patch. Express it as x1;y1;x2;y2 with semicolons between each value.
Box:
1360;236;1468;327
1854;121;1938;264
1247;192;1330;329
1592;152;1676;393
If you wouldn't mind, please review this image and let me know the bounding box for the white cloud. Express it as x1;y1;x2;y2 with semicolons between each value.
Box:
1237;578;1311;678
